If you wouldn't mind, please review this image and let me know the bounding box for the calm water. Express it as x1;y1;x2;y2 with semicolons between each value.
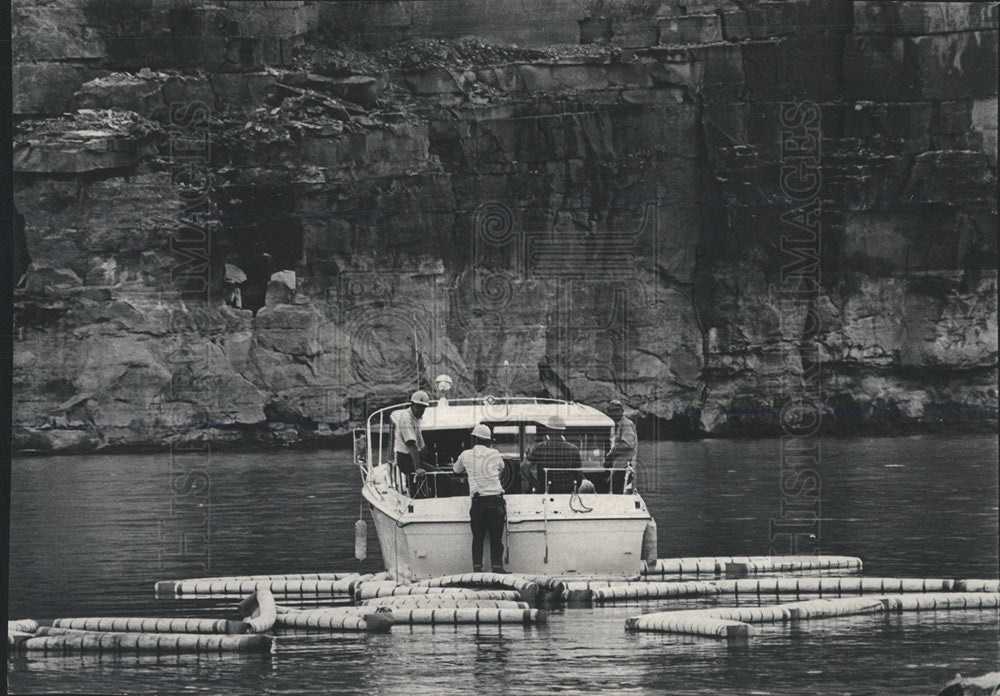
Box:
7;435;999;695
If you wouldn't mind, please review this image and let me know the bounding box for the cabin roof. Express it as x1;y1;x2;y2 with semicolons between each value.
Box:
378;399;613;431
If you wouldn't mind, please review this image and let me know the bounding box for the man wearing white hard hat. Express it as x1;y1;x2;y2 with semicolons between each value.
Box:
452;423;508;573
392;390;431;495
521;415;582;493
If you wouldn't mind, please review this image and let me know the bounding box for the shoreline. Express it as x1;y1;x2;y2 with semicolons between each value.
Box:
10;420;997;457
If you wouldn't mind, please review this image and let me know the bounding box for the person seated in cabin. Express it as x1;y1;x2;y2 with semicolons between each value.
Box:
453;424;507;573
601;399;637;493
391;390;431;496
521;415;582;493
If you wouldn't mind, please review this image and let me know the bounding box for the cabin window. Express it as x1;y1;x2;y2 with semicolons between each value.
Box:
524;427;610;468
491;425;526;457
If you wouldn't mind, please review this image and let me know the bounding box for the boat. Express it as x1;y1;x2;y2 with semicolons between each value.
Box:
354;385;656;580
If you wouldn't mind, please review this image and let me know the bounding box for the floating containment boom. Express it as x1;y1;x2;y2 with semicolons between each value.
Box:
52;617;250;635
361;597;529;610
382;608;546;626
238;588;277;633
274;607;392;633
626;593;1000;639
641;556;864;579
24;627;272;653
411;573;539;603
9;619;39;634
580;577;960;604
156;577;358;598
355;582;521;602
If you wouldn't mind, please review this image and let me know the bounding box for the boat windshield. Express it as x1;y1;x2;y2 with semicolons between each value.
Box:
492;425;526;457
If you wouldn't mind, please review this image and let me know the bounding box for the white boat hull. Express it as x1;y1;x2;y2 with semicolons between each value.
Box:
364;484;651;580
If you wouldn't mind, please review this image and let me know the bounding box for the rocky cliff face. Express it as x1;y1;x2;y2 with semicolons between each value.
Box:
12;0;998;451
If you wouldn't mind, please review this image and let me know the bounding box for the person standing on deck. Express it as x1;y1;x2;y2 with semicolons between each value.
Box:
453;424;507;573
603;400;637;492
392;390;430;495
521;415;582;493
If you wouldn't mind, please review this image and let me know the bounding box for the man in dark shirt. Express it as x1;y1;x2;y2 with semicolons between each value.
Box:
521;415;582;493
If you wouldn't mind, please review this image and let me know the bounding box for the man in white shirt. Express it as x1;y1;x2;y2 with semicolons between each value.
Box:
603;399;637;493
392;390;430;495
453;423;507;573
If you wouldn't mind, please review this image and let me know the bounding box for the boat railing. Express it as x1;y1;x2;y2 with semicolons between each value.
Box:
376;459;457;499
372;461;636;499
542;467;635;495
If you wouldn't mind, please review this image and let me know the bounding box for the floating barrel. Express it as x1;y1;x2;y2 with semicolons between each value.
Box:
642;520;658;566
238;588;277;633
519;576;568;593
412;573;538;603
724;557;864;578
581;581;722;604
28;627;272;653
9;619;39;634
361;597;530;610
626;598;882;637
383;608;546;626
954;579;1000;592
355;520;368;561
8;631;34;650
783;597;888;619
713;577;954;597
626;614;751;639
275;604;345;613
162;572;360;584
355;582;521;602
625;594;1000;639
274;608;392;633
156;578;357;598
585;577;956;604
516;576;568;603
642;556;863;579
52;617;248;635
887;592;1000;611
694;605;794;623
642;556;761;578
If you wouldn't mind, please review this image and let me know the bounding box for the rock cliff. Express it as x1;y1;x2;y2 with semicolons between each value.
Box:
12;0;998;451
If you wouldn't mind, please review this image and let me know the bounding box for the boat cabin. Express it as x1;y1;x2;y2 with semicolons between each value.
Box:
355;397;635;498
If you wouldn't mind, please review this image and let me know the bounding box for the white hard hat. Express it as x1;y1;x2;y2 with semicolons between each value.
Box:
435;374;453;391
410;390;430;406
471;423;492;441
546;415;566;431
